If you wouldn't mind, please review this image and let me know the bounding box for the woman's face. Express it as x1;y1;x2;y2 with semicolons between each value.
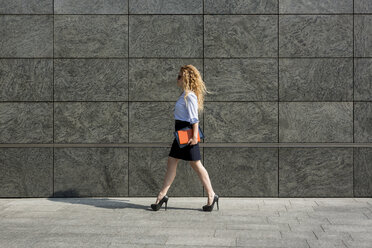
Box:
177;72;183;88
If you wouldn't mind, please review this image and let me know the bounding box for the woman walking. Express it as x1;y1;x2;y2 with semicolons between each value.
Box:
151;65;219;212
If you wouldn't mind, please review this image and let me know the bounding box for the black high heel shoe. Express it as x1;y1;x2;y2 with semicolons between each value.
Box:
151;195;169;211
202;194;219;212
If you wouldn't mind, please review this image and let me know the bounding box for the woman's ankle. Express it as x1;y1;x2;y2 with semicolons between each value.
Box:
207;192;215;197
158;191;166;197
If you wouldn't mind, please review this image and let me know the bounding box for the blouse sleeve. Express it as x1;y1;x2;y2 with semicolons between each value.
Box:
185;93;199;124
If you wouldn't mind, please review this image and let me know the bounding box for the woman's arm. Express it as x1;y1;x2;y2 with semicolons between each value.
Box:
192;122;198;140
186;92;199;145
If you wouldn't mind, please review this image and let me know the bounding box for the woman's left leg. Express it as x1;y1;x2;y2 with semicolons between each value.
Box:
189;160;215;205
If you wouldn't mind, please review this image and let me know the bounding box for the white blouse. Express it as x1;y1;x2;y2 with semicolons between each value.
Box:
173;91;199;124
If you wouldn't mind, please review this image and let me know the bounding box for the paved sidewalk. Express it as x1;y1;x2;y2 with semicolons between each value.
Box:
0;197;371;248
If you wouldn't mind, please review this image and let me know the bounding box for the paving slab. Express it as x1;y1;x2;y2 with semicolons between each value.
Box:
306;239;347;248
343;239;372;248
236;237;309;248
312;230;353;241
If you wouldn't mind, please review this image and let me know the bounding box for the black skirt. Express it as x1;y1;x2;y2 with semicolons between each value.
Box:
168;120;202;161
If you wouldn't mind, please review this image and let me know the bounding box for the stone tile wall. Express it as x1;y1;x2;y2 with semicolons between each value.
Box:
0;0;371;197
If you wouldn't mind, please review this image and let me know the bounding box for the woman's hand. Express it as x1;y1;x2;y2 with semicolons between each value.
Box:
187;136;198;146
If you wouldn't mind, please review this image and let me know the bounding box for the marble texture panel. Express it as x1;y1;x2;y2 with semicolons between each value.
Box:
0;59;53;101
279;58;353;101
0;15;53;57
54;102;128;143
0;0;52;14
279;0;353;13
204;0;277;14
204;15;277;57
355;0;372;13
54;0;128;14
279;15;353;57
204;58;278;101
279;148;353;197
0;148;53;197
355;15;372;57
54;59;128;101
54;148;128;197
129;0;202;14
0;103;53;143
354;58;372;101
54;15;128;58
354;148;372;197
354;102;372;143
279;102;353;142
129;15;203;58
204;102;278;142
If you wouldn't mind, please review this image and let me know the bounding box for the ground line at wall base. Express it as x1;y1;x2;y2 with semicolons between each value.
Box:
0;143;371;148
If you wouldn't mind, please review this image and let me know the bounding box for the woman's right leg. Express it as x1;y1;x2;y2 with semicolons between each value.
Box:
155;156;180;204
189;160;215;205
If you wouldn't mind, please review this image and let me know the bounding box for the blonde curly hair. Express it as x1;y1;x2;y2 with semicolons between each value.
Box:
179;64;211;113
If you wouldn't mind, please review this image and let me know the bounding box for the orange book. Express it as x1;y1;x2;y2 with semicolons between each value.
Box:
174;126;205;148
